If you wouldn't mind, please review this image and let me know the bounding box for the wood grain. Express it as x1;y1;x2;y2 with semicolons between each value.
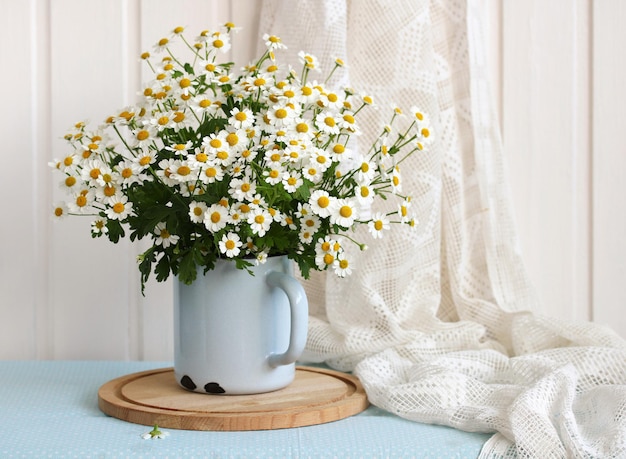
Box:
98;366;369;431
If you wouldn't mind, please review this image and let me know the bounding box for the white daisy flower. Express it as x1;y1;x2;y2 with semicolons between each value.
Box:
141;424;170;440
298;51;320;71
367;212;390;239
390;166;402;193
333;252;352;277
262;33;287;50
255;250;268;265
219;232;242;258
105;194;133;220
398;198;412;223
229;176;256;201
329;198;358;228
247;208;273;236
68;189;94;214
199;163;224;184
299;227;315;244
281;171;303;193
263;165;284;185
300;214;321;234
229;107;254;129
309;190;333;218
154;222;180;248
91;218;108;236
266;104;297;128
188;201;208;223
52;202;69;220
204;203;229;232
303;162;323;183
356;184;374;207
311;148;331;172
315;111;340;135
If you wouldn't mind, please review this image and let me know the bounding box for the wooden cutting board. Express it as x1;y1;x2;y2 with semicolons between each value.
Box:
98;366;369;431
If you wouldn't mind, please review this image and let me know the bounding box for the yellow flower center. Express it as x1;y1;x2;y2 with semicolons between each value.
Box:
324;117;336;127
89;168;100;179
205;167;217;178
361;162;369;172
76;195;87;207
173;112;185;123
317;196;330;208
301;86;312;96
113;202;125;213
333;144;345;154
217;151;228;160
210;138;222;148
210;212;221;223
104;186;116;197
54;207;63;217
275;108;288;119
339;259;349;269
158;38;169;47
65;176;76;187
193;207;203;216
213;39;224;48
179;78;191;88
241;183;251;192
269;170;279;179
139;156;151;166
173;26;184;34
421;128;430;138
268;35;280;43
287;177;297;186
323;253;334;265
360;186;370;197
393;176;400;186
296;122;308;133
374;220;383;231
235;111;247;121
316;156;327;164
255;215;265;224
199;99;212;108
136;130;150;141
339;206;352;218
321;241;331;252
195;153;208;162
239;203;250;213
63;157;74;166
160;228;171;238
140;52;150;60
177;166;190;176
254;78;266;87
226;133;239;146
327;93;338;102
225;239;236;250
121;168;133;179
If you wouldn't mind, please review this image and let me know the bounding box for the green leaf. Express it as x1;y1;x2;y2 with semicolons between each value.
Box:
106;219;125;243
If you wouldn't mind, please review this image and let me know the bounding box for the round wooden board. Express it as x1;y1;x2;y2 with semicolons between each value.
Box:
98;366;369;431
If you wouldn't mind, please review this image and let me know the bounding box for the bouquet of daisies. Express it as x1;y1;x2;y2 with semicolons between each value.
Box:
50;23;432;290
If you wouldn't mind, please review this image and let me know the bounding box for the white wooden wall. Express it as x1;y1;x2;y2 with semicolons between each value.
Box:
1;0;624;361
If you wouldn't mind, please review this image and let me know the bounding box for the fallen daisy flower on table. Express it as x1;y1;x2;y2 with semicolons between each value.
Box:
141;424;170;439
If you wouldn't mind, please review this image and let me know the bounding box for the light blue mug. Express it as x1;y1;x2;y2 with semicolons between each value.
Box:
173;255;308;395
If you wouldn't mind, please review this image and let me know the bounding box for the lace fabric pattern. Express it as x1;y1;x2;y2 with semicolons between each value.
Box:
258;1;626;457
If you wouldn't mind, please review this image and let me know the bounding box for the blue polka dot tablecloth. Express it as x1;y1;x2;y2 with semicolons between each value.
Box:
0;361;490;458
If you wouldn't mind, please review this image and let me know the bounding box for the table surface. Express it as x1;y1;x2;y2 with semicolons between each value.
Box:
0;361;490;458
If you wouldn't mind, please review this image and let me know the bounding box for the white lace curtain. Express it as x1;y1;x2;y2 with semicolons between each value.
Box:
258;0;626;457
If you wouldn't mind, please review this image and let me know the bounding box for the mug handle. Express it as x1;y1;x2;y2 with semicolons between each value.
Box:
266;271;308;367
